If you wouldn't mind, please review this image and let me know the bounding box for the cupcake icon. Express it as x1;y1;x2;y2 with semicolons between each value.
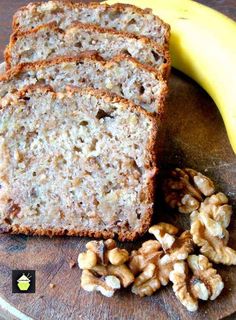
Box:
17;273;31;291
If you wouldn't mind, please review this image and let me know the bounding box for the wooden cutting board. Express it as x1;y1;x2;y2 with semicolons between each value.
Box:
0;1;235;319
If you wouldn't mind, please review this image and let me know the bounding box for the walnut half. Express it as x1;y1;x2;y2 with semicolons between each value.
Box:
129;240;163;297
190;192;236;265
163;168;215;214
188;255;224;301
78;239;134;297
129;223;194;297
170;254;224;312
170;261;198;312
149;223;194;261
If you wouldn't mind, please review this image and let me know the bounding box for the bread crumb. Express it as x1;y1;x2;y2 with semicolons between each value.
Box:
49;283;56;289
69;260;76;269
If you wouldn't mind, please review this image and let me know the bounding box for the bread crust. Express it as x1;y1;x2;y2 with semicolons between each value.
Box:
1;209;153;241
5;21;171;78
0;52;168;116
12;0;170;46
0;85;158;241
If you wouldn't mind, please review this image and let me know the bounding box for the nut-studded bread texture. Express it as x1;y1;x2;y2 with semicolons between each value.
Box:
0;53;167;114
5;22;170;78
12;1;170;46
0;85;158;241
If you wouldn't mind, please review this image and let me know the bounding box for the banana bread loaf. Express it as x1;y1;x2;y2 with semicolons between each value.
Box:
5;22;170;77
0;85;158;241
12;1;170;46
0;53;167;114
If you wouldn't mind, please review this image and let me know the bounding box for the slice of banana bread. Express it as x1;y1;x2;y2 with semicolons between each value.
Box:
0;85;158;241
0;53;167;114
12;1;170;46
5;22;170;77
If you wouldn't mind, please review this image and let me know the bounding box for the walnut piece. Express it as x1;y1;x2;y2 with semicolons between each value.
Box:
149;223;178;251
78;239;134;297
129;223;194;297
107;264;134;288
85;239;116;265
190;192;236;265
107;248;129;266
188;255;224;301
170;254;224;312
163;168;215;214
129;240;162;275
164;230;194;262
169;261;198;312
149;223;194;261
131;263;162;297
129;240;164;297
81;270;120;297
78;250;97;269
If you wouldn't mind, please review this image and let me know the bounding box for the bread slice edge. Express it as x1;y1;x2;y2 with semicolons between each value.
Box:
0;85;159;241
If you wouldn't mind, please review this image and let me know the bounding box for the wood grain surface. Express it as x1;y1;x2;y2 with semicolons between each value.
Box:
0;1;236;320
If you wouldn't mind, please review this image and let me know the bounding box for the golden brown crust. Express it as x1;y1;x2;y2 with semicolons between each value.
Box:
0;52;168;116
12;1;170;45
0;84;158;241
1;207;153;241
69;21;170;68
5;21;171;78
1;52;163;82
1;217;153;241
5;22;62;70
4;46;10;71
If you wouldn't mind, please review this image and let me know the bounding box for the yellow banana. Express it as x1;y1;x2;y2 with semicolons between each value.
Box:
106;0;236;154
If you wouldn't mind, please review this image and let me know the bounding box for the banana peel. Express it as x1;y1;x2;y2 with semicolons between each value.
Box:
106;0;236;154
